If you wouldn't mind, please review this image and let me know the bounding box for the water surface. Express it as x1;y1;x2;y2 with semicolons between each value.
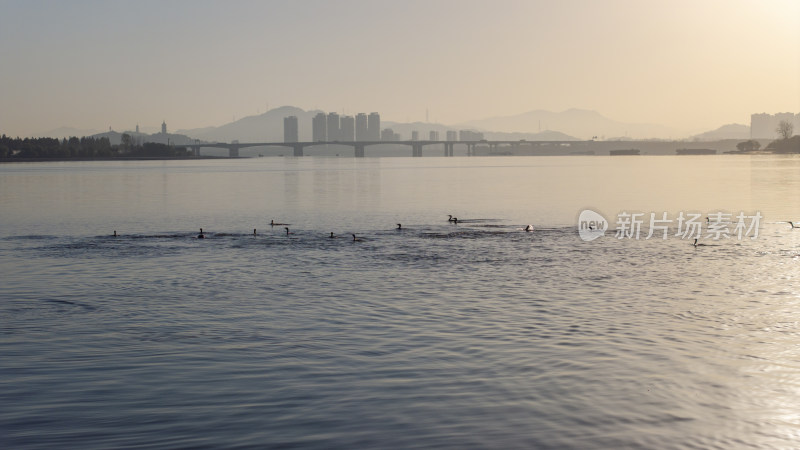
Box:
2;156;800;448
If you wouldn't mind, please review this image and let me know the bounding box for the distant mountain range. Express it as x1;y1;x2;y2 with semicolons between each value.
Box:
34;106;753;143
689;123;750;141
177;106;320;142
456;108;679;140
174;106;582;143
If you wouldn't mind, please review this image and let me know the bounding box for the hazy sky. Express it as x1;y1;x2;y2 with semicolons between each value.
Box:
1;0;798;137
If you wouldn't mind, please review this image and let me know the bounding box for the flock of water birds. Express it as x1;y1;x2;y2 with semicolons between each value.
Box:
109;216;535;242
251;217;532;241
109;218;798;243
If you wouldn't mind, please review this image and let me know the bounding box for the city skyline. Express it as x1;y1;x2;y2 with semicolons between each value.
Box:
1;0;798;137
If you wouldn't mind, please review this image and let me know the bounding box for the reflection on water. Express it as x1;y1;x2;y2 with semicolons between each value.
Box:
1;155;799;448
2;155;799;235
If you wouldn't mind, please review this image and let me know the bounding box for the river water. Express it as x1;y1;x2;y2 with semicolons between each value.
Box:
2;156;800;448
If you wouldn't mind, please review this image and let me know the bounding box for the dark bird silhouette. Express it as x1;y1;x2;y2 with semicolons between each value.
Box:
198;228;205;239
285;227;293;235
352;234;363;242
789;221;799;229
397;223;402;230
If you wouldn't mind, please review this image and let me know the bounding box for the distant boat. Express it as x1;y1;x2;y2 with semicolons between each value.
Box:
676;148;716;155
610;149;640;156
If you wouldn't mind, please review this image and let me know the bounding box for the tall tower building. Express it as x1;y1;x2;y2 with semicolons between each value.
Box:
355;113;368;141
284;116;299;143
327;112;340;141
312;112;327;142
340;116;355;141
161;121;167;134
368;112;380;141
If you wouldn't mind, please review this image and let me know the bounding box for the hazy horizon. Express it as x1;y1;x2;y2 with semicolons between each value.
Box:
1;0;798;138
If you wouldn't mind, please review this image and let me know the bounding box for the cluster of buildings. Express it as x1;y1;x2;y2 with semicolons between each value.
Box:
312;112;381;142
282;112;380;143
283;112;484;143
751;112;800;139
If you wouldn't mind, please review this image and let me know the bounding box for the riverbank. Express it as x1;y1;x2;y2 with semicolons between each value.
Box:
0;156;235;163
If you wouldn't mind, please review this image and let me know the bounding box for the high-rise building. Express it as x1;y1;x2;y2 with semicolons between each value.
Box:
368;112;381;141
411;131;419;141
751;112;800;139
327;113;340;141
312;113;327;142
284;116;299;143
161;121;167;134
340;116;355;141
355;113;368;141
446;130;457;141
429;131;440;141
381;128;396;141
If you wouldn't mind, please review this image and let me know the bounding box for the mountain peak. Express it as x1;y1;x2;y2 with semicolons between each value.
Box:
691;123;750;141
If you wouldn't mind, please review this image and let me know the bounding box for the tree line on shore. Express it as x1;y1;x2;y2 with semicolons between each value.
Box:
0;134;191;159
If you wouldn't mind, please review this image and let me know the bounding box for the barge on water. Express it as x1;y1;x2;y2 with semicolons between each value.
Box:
676;148;716;155
609;149;640;156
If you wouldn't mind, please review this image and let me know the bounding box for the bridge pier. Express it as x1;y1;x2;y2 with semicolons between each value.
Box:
229;145;240;158
412;143;423;157
467;143;475;156
354;144;365;158
444;142;454;157
292;144;304;157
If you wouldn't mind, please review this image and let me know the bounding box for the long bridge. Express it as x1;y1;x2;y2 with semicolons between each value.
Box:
187;140;588;158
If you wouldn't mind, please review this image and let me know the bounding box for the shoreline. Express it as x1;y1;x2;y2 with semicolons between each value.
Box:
0;156;236;163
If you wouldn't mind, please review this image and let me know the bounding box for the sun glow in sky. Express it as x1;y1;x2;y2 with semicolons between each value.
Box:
1;0;798;137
